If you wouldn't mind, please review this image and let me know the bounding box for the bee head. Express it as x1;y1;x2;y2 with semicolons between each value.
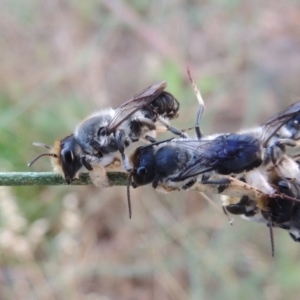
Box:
125;145;156;219
129;146;156;187
261;179;296;226
59;135;83;184
28;135;83;184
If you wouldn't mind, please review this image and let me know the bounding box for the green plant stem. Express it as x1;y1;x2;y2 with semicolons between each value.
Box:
0;172;128;186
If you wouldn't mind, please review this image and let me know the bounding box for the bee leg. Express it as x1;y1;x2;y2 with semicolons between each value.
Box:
195;104;204;139
201;178;231;185
292;152;300;160
269;138;298;165
157;116;188;138
224;203;247;216
276;138;297;148
104;157;122;170
224;196;255;216
152;176;161;189
81;157;93;171
115;131;126;155
222;206;234;225
115;131;132;172
89;164;111;188
268;145;283;165
289;232;300;242
201;178;231;193
111;157;121;168
182;179;196;190
187;68;205;139
144;135;157;143
81;155;112;187
135;117;156;130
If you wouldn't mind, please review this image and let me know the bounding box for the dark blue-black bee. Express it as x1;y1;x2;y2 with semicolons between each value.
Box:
127;133;262;190
124;133;269;219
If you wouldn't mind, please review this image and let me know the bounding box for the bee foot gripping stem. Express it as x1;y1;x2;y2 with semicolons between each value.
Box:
89;165;112;188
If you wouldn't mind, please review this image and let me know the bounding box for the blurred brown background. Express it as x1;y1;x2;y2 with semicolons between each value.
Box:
1;0;300;299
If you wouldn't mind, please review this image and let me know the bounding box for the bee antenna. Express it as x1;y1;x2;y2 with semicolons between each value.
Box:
127;173;133;219
27;153;58;167
32;142;53;150
267;212;275;257
275;193;300;204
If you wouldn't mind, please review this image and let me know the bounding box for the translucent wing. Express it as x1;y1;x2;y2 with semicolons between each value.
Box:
169;135;260;180
261;101;300;145
107;81;167;132
173;139;220;179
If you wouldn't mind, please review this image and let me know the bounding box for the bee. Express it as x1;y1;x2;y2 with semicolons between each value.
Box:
125;134;298;219
28;81;184;185
127;134;263;189
222;178;300;255
73;81;184;169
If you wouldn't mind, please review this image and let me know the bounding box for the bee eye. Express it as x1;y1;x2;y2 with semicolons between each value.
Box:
62;150;74;163
97;127;108;136
137;167;147;176
278;180;290;190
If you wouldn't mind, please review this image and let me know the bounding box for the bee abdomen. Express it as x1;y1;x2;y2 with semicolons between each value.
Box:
151;92;180;119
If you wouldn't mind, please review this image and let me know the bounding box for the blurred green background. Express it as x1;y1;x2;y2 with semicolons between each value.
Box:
1;0;300;299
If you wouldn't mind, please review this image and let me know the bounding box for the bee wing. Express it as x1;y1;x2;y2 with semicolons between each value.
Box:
168;139;226;180
172;136;260;180
261;101;300;145
107;81;167;132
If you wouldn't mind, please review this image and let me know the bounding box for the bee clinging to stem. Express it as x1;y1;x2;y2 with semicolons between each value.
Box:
28;81;185;186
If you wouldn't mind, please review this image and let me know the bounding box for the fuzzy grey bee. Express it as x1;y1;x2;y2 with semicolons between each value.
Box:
28;81;183;185
74;81;183;170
